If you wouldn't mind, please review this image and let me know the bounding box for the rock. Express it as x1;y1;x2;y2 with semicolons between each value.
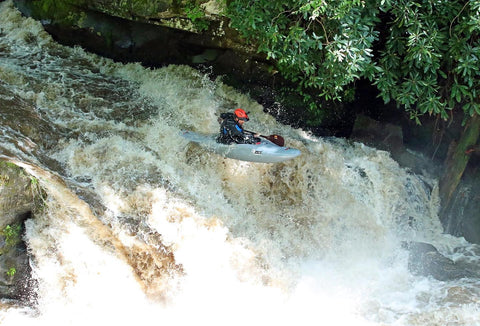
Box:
0;161;39;302
13;0;259;65
0;240;34;302
351;114;404;152
0;162;36;229
351;115;435;174
403;241;479;281
441;166;480;244
81;0;174;19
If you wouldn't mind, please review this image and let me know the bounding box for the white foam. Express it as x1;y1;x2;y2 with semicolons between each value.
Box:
1;2;480;324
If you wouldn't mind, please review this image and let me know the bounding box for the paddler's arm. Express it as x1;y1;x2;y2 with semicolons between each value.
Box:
243;129;260;138
240;130;261;144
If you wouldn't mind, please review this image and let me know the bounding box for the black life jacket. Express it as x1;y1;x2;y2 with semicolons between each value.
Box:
217;113;250;144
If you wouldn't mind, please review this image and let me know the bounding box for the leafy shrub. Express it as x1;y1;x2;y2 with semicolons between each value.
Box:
226;0;480;123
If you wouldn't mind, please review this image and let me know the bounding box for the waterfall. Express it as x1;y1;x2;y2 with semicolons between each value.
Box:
1;1;479;325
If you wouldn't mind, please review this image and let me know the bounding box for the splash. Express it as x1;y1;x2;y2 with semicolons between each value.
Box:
1;1;479;325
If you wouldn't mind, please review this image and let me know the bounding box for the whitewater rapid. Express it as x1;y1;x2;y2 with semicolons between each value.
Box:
1;1;479;325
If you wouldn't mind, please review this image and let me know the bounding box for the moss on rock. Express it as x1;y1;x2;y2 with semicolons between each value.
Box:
0;160;41;302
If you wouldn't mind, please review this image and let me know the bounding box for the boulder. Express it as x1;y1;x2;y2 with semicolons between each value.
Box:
441;165;480;244
403;241;479;281
0;162;36;229
0;240;33;301
0;161;38;302
13;0;262;70
351;115;436;174
351;114;404;151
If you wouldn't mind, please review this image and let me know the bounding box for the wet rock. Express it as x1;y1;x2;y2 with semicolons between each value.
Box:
351;114;404;152
403;241;479;281
0;240;33;301
0;162;36;228
13;0;261;71
441;161;480;245
0;161;38;302
351;115;435;174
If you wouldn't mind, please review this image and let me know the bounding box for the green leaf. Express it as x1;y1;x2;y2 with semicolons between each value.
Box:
225;0;480;122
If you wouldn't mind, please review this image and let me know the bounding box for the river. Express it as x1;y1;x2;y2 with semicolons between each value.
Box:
0;1;479;325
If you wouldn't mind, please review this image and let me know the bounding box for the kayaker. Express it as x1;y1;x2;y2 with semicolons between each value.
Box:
217;108;260;144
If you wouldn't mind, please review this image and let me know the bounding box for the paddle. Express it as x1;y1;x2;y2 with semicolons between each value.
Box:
245;130;285;147
261;134;285;147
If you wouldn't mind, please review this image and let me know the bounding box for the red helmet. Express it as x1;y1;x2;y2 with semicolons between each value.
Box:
234;108;249;121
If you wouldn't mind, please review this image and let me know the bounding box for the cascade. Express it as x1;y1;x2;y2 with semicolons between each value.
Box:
0;2;479;325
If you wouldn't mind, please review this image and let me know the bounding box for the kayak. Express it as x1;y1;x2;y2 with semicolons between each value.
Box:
181;130;301;163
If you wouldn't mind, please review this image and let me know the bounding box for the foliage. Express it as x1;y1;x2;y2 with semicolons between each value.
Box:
226;0;480;123
0;161;17;185
29;0;84;26
0;174;9;186
2;224;22;247
185;2;210;32
7;267;16;277
30;176;39;187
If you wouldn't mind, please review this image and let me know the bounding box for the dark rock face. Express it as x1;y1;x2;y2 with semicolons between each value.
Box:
350;114;438;175
441;166;480;244
80;0;174;18
13;0;266;79
0;238;35;302
351;114;480;245
0;162;38;303
403;241;479;281
0;163;36;229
